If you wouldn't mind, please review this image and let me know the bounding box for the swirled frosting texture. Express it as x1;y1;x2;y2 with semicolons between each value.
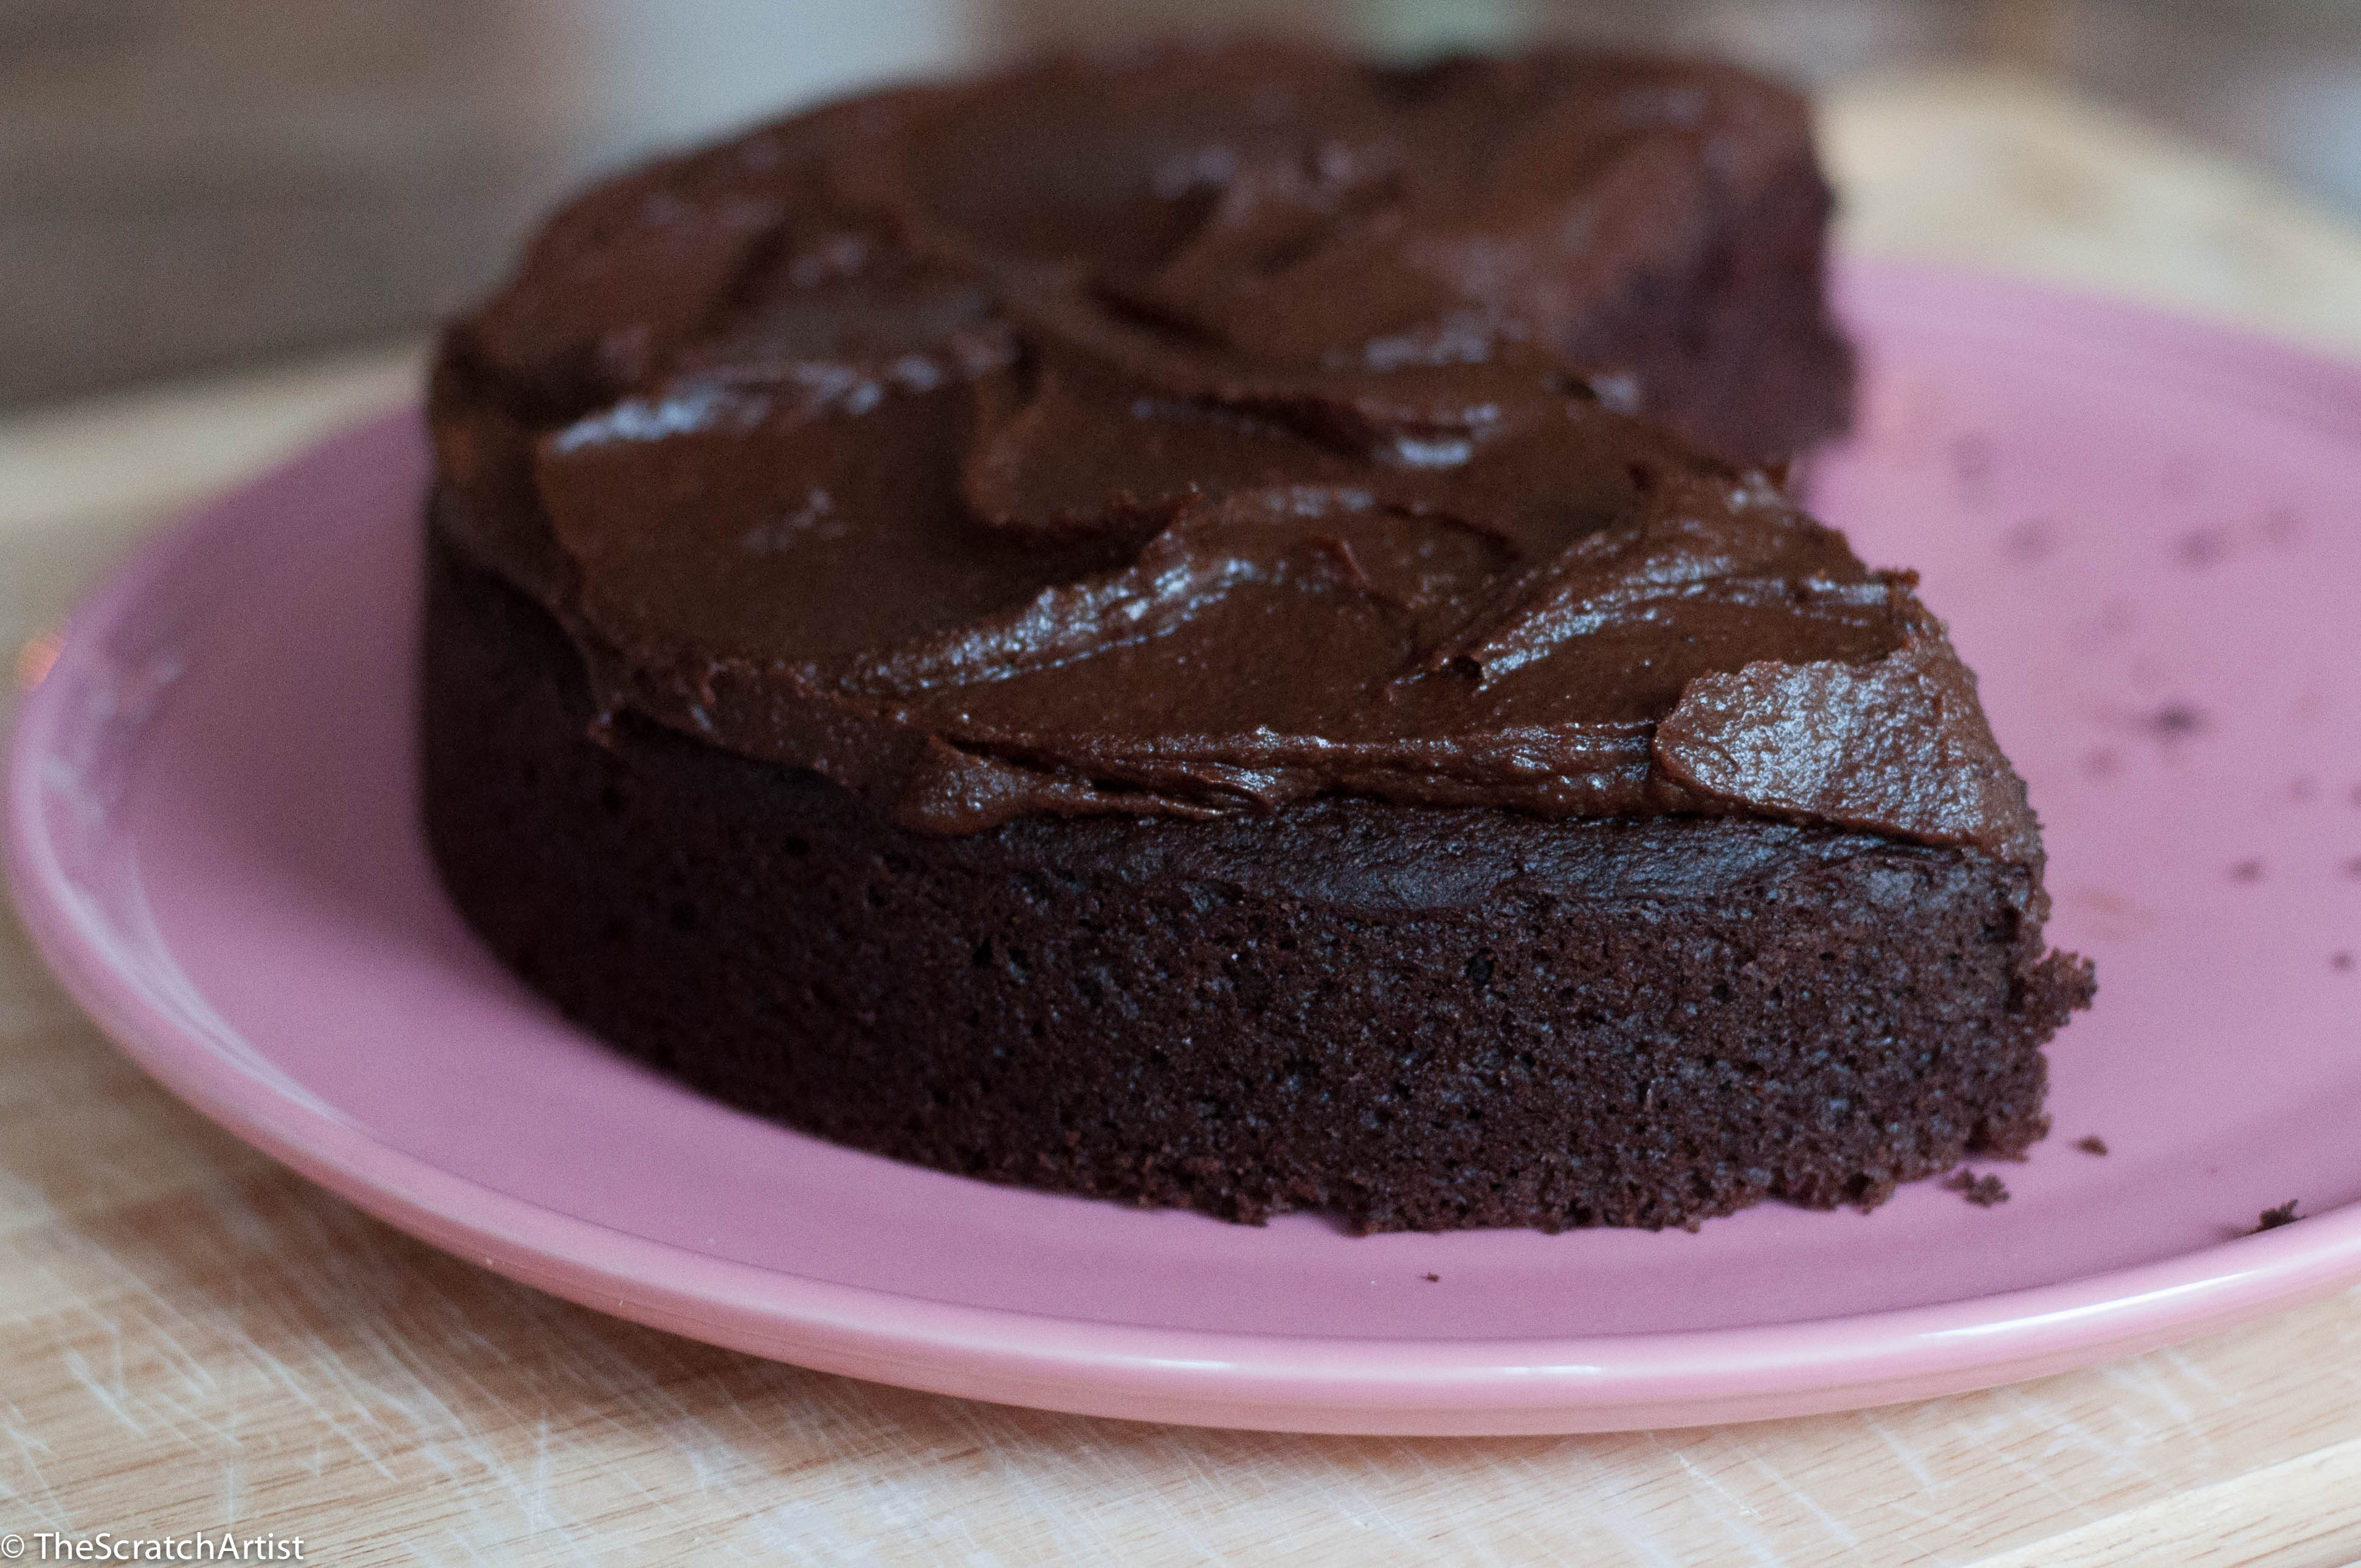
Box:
428;41;2038;861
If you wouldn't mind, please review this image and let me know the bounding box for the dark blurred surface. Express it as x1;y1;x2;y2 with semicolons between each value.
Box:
6;0;2360;407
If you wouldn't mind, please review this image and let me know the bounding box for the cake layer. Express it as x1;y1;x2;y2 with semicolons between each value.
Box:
422;46;2091;1233
424;528;2094;1233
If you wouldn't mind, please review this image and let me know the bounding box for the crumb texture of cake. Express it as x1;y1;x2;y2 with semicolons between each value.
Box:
422;42;2092;1232
426;535;2090;1232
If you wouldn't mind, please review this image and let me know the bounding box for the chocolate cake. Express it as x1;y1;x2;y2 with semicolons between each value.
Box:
422;41;2092;1232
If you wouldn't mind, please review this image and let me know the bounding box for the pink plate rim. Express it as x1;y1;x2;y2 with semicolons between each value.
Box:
9;258;2361;1436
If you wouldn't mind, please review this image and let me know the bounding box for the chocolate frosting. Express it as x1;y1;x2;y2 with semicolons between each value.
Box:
429;41;2038;861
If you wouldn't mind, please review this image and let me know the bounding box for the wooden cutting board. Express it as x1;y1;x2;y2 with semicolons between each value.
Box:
5;70;2361;1566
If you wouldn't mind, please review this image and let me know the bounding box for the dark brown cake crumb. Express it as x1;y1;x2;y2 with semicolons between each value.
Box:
2076;1135;2109;1156
2255;1201;2301;1233
1422;1273;1441;1283
1945;1171;2010;1208
2002;518;2055;563
2148;703;2205;737
2176;529;2230;568
1948;432;1995;502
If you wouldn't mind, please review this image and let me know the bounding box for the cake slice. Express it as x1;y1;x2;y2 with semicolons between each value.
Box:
421;42;2089;1232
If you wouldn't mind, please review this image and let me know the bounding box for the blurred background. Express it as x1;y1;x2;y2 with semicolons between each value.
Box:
8;0;2361;408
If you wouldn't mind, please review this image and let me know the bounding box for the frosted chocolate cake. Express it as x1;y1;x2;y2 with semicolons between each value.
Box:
422;41;2091;1231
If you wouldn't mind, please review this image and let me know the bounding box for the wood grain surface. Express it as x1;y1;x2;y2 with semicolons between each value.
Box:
7;71;2361;1566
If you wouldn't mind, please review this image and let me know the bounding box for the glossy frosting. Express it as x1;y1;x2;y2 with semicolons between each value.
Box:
428;41;2038;861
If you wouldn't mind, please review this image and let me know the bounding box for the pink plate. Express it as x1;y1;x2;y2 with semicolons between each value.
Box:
10;261;2361;1435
